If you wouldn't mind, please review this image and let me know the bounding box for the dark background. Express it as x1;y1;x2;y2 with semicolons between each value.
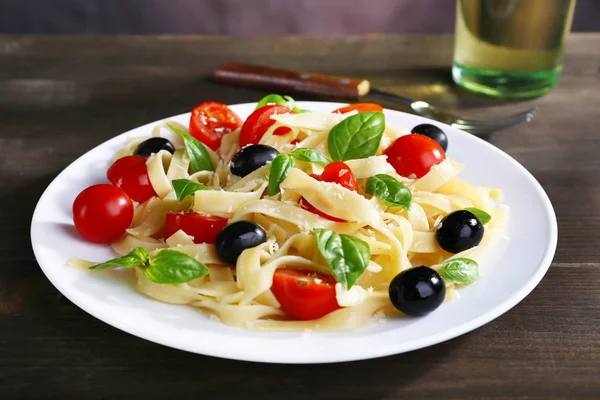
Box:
1;0;599;35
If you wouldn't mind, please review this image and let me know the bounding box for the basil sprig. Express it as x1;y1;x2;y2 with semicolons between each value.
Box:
268;153;294;196
256;94;288;109
288;148;331;165
438;258;479;285
172;179;209;201
143;249;209;284
365;174;412;210
283;95;308;113
167;124;213;173
90;247;209;284
327;111;385;161
255;94;306;113
314;228;370;289
90;247;150;270
464;207;491;225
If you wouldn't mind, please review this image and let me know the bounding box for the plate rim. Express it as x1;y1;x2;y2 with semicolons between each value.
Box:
30;101;558;363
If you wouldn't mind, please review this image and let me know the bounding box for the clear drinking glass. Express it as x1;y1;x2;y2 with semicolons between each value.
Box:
453;0;576;99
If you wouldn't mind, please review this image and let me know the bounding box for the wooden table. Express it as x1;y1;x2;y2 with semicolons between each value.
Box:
1;34;599;399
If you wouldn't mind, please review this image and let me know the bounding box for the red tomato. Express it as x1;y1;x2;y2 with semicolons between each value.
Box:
384;134;446;178
190;102;242;151
301;162;358;222
165;212;228;244
302;201;345;223
318;161;359;192
332;103;383;114
107;155;157;203
239;105;292;147
271;269;341;320
73;184;133;243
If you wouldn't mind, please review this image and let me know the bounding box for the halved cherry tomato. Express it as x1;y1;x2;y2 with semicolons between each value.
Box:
332;103;383;114
271;269;341;320
239;105;292;147
384;134;446;178
73;184;133;243
301;162;358;222
318;161;359;191
107;155;157;203
165;212;228;244
190;102;242;151
302;200;345;223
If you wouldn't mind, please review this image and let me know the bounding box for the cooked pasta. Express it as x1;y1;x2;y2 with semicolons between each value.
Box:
70;98;507;331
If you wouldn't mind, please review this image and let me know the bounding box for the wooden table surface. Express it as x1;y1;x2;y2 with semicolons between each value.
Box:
1;34;600;399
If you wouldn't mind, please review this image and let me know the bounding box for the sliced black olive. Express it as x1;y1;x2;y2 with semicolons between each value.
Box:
412;124;448;152
215;221;267;264
134;137;175;157
230;145;279;177
389;266;446;316
436;210;484;254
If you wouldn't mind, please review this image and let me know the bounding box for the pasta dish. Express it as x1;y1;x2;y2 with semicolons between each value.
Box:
70;97;507;331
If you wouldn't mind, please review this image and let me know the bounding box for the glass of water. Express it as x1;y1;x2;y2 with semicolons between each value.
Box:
453;0;576;99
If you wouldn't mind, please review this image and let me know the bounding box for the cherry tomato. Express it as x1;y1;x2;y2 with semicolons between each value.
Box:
318;161;359;191
190;102;242;151
107;155;157;203
384;134;446;178
301;162;358;222
73;184;133;243
239;105;292;147
165;212;228;244
332;103;383;114
271;269;341;320
302;201;345;223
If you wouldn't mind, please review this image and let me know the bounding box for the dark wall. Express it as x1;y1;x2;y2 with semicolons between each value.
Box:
0;0;598;35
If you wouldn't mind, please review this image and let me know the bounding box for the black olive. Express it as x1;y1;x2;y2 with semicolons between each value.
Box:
215;221;267;264
134;137;175;157
412;124;448;152
389;266;446;316
436;210;484;254
230;145;279;177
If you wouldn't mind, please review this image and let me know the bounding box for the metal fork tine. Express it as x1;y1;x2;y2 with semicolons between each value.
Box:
452;108;537;134
454;116;526;133
454;107;537;127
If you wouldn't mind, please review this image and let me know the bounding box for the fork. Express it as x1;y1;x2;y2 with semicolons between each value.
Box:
213;63;537;136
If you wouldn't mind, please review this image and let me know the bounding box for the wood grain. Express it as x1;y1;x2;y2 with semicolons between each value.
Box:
1;34;599;399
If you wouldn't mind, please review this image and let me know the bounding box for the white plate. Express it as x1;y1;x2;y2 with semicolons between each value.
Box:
31;102;557;363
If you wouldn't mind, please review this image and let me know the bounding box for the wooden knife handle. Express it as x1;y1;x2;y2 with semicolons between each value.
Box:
212;62;370;100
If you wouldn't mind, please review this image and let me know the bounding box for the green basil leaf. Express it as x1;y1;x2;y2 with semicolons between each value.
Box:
144;249;209;284
314;228;370;289
438;258;479;285
172;179;210;201
89;247;150;270
256;94;289;109
464;207;491;225
268;153;294;196
327;111;385;161
365;174;412;210
283;95;308;113
256;94;307;113
166;123;213;173
289;148;331;165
